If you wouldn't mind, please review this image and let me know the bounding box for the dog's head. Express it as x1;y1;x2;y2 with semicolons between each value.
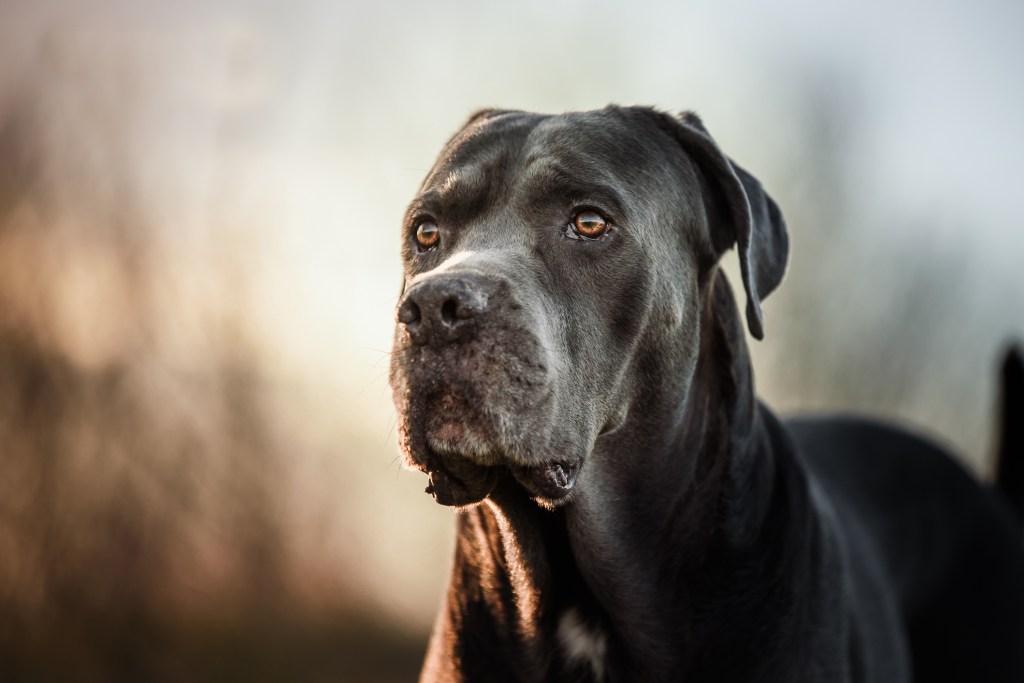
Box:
389;106;787;507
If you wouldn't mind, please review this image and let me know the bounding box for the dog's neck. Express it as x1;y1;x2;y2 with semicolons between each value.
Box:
423;273;832;681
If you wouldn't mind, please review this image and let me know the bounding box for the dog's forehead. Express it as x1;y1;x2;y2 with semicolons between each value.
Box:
420;112;540;196
415;109;673;220
524;110;664;167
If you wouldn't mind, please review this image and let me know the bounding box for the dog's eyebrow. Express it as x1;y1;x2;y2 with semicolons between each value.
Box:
437;166;494;214
438;166;486;197
523;165;628;221
411;159;513;229
405;191;442;223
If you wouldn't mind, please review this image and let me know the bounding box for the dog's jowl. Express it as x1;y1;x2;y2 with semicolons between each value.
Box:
388;106;1024;682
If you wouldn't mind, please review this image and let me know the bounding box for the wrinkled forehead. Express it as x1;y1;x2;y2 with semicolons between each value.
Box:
417;112;540;205
413;109;678;223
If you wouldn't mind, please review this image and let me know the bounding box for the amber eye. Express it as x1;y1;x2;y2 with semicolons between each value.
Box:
415;222;440;250
573;211;609;239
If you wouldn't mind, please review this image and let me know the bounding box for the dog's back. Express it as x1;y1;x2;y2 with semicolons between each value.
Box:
789;348;1024;682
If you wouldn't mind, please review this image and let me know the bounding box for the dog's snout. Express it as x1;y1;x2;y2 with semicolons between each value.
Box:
398;274;495;346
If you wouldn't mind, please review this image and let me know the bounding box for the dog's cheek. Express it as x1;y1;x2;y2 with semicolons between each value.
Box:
539;367;605;460
606;254;654;352
533;302;608;440
387;346;424;465
387;353;411;415
387;323;413;390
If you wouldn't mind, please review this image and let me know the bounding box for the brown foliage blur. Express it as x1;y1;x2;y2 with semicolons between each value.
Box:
0;30;422;683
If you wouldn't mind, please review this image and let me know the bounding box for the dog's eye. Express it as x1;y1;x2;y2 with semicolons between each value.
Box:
415;222;440;250
572;211;609;239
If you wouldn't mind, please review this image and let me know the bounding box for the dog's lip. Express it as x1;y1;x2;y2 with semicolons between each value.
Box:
423;450;500;507
420;447;582;506
509;458;581;501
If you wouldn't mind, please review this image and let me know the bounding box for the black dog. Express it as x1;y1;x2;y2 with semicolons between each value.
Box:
388;106;1024;682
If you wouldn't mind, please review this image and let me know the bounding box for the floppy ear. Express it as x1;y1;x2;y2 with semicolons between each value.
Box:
664;111;789;340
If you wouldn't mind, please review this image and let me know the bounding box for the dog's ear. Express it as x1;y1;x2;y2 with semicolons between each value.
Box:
661;111;789;340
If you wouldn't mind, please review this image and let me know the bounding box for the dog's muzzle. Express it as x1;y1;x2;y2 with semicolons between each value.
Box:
393;271;580;506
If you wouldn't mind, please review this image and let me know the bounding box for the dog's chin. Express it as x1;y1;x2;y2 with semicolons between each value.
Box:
415;406;583;507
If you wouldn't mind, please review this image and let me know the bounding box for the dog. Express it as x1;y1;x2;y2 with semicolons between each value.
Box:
388;106;1024;682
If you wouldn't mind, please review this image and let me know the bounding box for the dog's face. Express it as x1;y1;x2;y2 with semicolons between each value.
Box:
389;107;787;507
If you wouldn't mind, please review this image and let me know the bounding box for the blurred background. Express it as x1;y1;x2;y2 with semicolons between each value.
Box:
0;0;1021;680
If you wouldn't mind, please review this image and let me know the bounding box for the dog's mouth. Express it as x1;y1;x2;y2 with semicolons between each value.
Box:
509;459;581;501
423;449;581;507
398;370;582;506
411;387;580;506
423;451;501;507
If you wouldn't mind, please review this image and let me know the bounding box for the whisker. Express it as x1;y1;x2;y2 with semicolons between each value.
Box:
385;414;397;447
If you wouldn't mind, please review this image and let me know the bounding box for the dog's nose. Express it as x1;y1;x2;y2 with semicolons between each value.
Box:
397;274;494;346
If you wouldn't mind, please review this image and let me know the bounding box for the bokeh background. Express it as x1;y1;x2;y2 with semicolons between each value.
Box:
1;0;1021;680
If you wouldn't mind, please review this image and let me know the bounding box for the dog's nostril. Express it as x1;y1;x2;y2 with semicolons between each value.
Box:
400;276;491;344
399;299;422;325
440;298;457;325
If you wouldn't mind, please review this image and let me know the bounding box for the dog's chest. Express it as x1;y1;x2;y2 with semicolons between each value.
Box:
557;606;608;680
